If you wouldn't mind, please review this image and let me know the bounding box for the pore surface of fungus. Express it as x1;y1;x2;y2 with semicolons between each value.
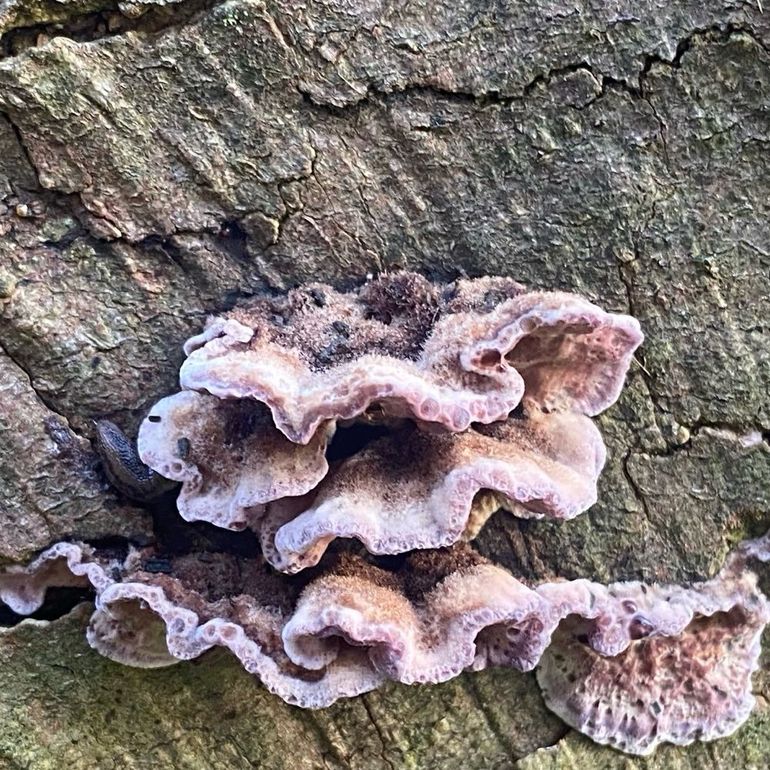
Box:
0;534;767;755
535;538;770;754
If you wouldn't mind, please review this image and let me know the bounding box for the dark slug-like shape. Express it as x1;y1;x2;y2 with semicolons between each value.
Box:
95;419;177;502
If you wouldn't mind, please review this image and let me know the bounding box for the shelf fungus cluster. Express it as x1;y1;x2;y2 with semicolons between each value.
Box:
2;272;768;756
138;273;635;570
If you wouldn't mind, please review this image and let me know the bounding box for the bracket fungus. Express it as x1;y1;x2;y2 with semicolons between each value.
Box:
2;271;767;758
136;391;332;531
177;273;643;443
132;272;640;567
261;406;605;572
1;535;768;756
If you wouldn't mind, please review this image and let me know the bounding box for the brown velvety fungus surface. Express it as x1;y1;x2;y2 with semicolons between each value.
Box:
178;275;642;443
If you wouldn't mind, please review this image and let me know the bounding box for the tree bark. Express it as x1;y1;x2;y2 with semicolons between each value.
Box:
0;1;768;767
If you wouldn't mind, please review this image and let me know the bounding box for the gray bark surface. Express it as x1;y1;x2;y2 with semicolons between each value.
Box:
0;1;768;767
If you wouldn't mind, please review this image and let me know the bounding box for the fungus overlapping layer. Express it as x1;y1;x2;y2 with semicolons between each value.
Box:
137;391;332;531
5;270;766;758
136;273;640;565
260;406;605;572
1;536;767;756
178;273;643;443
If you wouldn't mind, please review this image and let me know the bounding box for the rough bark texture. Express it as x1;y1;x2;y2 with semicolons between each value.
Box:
0;0;768;767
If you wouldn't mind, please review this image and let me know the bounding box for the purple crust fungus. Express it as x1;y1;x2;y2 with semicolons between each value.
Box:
1;536;768;756
136;273;639;568
1;271;767;757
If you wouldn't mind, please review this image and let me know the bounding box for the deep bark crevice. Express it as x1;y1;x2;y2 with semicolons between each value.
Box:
0;0;224;60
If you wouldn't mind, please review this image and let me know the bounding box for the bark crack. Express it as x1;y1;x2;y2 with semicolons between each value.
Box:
302;711;353;770
622;449;654;524
0;336;78;439
0;0;223;60
360;696;397;770
0;108;42;190
298;21;770;113
462;676;524;762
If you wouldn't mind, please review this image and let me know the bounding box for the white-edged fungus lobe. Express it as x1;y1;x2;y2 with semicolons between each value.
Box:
263;405;606;572
1;534;767;756
135;272;641;566
178;273;642;443
137;391;332;531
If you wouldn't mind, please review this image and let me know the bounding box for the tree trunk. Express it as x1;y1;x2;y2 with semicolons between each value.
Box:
0;1;768;767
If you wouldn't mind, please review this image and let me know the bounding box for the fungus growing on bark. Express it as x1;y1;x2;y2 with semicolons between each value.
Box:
126;272;640;565
12;271;758;758
1;534;767;754
178;273;643;443
536;541;770;754
260;405;605;572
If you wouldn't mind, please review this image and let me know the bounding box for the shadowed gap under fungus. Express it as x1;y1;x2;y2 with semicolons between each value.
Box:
0;0;223;59
324;421;394;463
0;586;93;626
